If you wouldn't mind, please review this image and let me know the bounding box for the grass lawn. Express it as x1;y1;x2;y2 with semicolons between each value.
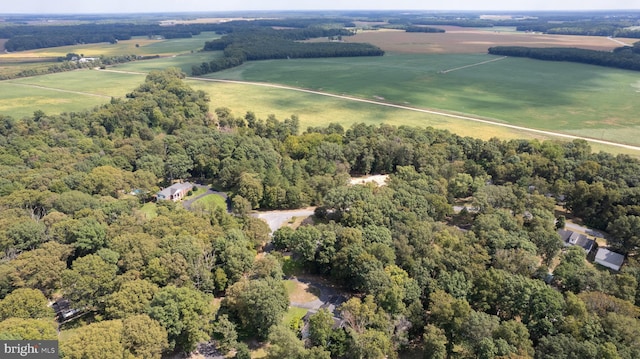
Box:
190;193;228;211
282;306;309;327
284;279;321;303
183;186;207;200
138;202;158;219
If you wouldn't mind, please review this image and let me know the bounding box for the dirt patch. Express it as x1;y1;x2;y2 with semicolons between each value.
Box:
343;28;635;54
287;280;321;303
255;207;316;233
349;174;389;186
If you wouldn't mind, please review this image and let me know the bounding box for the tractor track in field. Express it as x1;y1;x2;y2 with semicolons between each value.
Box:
4;81;112;98
96;67;640;152
438;56;508;74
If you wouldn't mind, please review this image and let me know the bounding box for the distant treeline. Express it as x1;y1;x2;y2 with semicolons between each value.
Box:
0;54;158;80
2;24;205;52
514;21;640;38
488;44;640;71
388;18;493;27
192;27;384;76
1;18;357;52
405;26;445;33
384;13;640;38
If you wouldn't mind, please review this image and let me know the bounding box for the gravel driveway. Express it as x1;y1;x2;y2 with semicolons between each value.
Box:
254;207;316;234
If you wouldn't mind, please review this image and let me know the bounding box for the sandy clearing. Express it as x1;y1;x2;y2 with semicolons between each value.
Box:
254;207;316;234
349;174;389;186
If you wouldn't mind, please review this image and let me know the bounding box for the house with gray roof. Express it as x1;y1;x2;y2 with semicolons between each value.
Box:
156;182;193;201
558;229;595;253
594;248;625;271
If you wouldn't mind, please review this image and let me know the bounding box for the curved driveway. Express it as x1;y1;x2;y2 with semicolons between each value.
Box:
182;184;229;211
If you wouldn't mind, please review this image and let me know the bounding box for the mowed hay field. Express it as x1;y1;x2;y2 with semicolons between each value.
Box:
0;70;146;118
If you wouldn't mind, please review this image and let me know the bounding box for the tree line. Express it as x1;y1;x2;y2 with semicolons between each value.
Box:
0;54;158;81
1;69;640;358
405;26;446;33
488;45;640;71
192;27;384;76
1;18;358;52
2;23;212;52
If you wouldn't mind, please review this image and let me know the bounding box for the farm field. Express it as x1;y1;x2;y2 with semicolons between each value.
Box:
0;70;145;118
1;27;639;154
0;32;220;78
112;51;223;73
0;31;220;59
0;63;639;156
201;52;640;147
339;27;638;53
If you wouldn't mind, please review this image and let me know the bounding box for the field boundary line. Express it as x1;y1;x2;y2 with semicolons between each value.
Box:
607;36;632;47
438;56;508;74
5;82;111;99
97;68;640;152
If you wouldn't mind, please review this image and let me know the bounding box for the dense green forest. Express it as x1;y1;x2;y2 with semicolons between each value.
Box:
384;12;640;38
1;68;640;358
488;44;640;71
193;27;384;76
0;18;357;52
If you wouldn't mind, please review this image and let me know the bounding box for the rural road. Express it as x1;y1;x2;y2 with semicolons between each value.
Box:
97;68;640;152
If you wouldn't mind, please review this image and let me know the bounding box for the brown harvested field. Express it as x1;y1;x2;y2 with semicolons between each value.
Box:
159;17;253;25
341;27;638;54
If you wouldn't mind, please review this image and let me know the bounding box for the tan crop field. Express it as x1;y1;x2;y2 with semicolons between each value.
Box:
340;27;637;53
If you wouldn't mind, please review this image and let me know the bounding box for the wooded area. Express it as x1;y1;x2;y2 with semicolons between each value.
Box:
488;44;640;71
0;18;357;52
0;68;639;358
193;27;384;76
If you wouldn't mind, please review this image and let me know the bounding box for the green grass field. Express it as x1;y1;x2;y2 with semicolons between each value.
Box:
0;70;146;118
201;53;640;147
1;49;640;155
112;51;223;73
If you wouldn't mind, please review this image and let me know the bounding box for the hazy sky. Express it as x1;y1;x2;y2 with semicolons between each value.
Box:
3;0;640;14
